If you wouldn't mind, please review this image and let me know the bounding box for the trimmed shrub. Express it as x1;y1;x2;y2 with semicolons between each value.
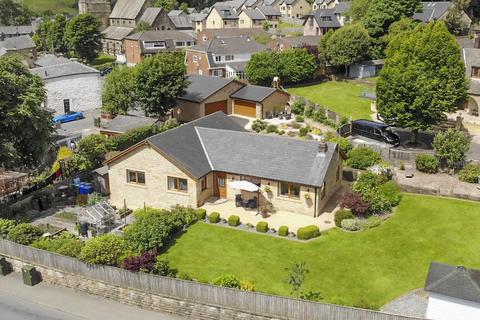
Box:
7;223;43;245
79;234;131;266
299;127;310;137
266;124;278;133
0;218;16;239
341;219;363;231
32;233;84;257
278;225;289;236
256;221;268;233
378;181;402;207
193;208;207;220
228;215;240;226
297;225;320;240
416;154;439;174
251;119;267;133
295;115;305;122
346;147;381;169
208;212;220;223
213;274;241;288
334;210;354;227
459;163;480;183
153;256;178;277
240;280;256;291
291;100;305;114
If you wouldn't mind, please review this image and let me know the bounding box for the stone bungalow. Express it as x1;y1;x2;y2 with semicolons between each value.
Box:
105;112;343;216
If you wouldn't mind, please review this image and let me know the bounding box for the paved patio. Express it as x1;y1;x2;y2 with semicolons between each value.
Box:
200;189;343;232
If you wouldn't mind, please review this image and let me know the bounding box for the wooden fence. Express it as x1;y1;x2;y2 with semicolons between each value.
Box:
0;239;422;320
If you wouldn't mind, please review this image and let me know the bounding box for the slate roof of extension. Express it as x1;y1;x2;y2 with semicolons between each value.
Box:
102;115;160;134
413;2;453;23
139;7;163;25
256;5;281;16
242;8;266;20
31;61;99;80
168;11;193;28
0;35;35;51
102;25;133;40
110;0;146;19
231;85;278;102
144;112;337;187
179;75;235;102
424;262;480;304
35;54;71;67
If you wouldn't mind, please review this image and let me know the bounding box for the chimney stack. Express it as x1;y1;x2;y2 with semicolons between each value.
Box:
319;142;328;153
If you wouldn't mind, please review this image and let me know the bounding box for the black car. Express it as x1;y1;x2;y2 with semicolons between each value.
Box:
352;119;400;147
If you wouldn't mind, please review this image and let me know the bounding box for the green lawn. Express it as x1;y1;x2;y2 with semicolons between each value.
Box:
165;194;480;309
288;81;375;120
23;0;78;15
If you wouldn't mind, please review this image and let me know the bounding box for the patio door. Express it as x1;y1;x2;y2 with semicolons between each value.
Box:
214;172;227;199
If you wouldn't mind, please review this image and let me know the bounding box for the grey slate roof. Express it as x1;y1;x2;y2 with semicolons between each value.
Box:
413;2;453;23
168;11;193;29
424;262;480;304
212;4;239;19
0;25;34;37
126;30;195;41
179;75;235;102
242;8;266;20
231;85;279;102
334;1;351;14
457;36;475;49
0;35;35;51
139;7;163;25
102;115;160;133
197;127;336;187
309;8;343;28
256;5;281;16
147;112;246;178
462;48;480;95
244;0;259;7
110;0;146;19
190;13;208;22
102;25;134;40
35;54;72;67
31;62;99;80
191;36;267;55
146;111;337;186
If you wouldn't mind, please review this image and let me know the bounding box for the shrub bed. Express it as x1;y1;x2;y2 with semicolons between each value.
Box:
297;225;320;240
256;221;268;233
208;212;220;223
278;226;289;236
415;154;439;174
459;163;480;183
228;215;240;226
346;147;381;170
334;210;354;227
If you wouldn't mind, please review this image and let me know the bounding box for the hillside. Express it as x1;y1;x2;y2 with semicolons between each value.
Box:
23;0;78;15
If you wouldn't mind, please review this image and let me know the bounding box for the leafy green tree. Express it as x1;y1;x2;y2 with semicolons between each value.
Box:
71;134;115;171
433;129;471;169
35;14;68;54
285;261;309;298
64;14;102;62
322;24;371;76
153;0;178;11
179;2;189;12
0;57;54;169
280;49;318;84
362;0;421;38
246;51;279;86
347;0;373;21
376;21;468;144
79;234;132;266
134;53;187;116
133;20;152;33
124;207;185;252
445;0;471;35
7;224;43;245
102;66;136;115
0;0;31;25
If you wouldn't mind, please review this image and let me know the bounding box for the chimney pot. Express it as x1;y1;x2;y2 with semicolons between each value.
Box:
319;142;328;153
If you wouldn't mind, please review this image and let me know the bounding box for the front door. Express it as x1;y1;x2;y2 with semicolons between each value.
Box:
214;172;227;199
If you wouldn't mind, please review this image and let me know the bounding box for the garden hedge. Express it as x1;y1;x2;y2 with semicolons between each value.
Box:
256;221;268;233
346;147;381;169
194;209;207;220
208;212;220;223
415;154;439;174
334;210;354;227
278;226;289;236
228;215;240;226
297;225;320;240
459;163;480;183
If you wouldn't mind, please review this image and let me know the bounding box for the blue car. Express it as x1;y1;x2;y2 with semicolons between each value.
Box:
53;111;85;124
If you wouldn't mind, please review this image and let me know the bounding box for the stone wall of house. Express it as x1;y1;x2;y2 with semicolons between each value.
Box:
5;257;279;320
44;74;103;114
78;0;112;31
262;92;291;117
108;144;198;209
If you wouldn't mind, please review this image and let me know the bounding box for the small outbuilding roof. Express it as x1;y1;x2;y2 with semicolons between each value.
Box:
425;262;480;304
102;25;133;40
0;35;35;51
179;75;236;102
31;62;99;80
231;85;285;102
35;54;72;67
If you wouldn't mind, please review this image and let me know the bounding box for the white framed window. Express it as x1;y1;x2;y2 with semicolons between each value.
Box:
225;55;234;61
168;176;188;192
215;55;221;62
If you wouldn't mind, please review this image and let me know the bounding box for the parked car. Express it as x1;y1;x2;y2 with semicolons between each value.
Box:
352;119;400;147
52;111;85;124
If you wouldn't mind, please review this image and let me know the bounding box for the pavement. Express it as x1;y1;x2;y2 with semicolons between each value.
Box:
55;108;101;140
0;272;184;320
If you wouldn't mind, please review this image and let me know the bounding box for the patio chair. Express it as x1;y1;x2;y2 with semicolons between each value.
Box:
235;194;243;207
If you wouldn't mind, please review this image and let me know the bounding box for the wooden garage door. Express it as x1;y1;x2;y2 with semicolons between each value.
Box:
234;100;257;118
205;100;227;115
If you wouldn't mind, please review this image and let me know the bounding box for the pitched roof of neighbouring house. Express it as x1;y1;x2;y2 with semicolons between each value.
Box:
102;114;160;134
110;0;147;19
126;30;195;41
146;112;247;178
139;7;163;25
191;35;267;55
190;12;208;21
179;75;236;102
168;10;193;29
413;2;453;22
31;61;99;80
0;35;35;51
102;25;134;40
35;54;71;67
424;262;480;304
256;5;281;16
0;25;34;36
212;4;239;19
231;85;284;102
334;1;351;14
241;8;266;20
307;8;343;28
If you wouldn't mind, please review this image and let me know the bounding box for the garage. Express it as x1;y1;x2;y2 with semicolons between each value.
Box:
204;100;228;115
234;100;257;118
